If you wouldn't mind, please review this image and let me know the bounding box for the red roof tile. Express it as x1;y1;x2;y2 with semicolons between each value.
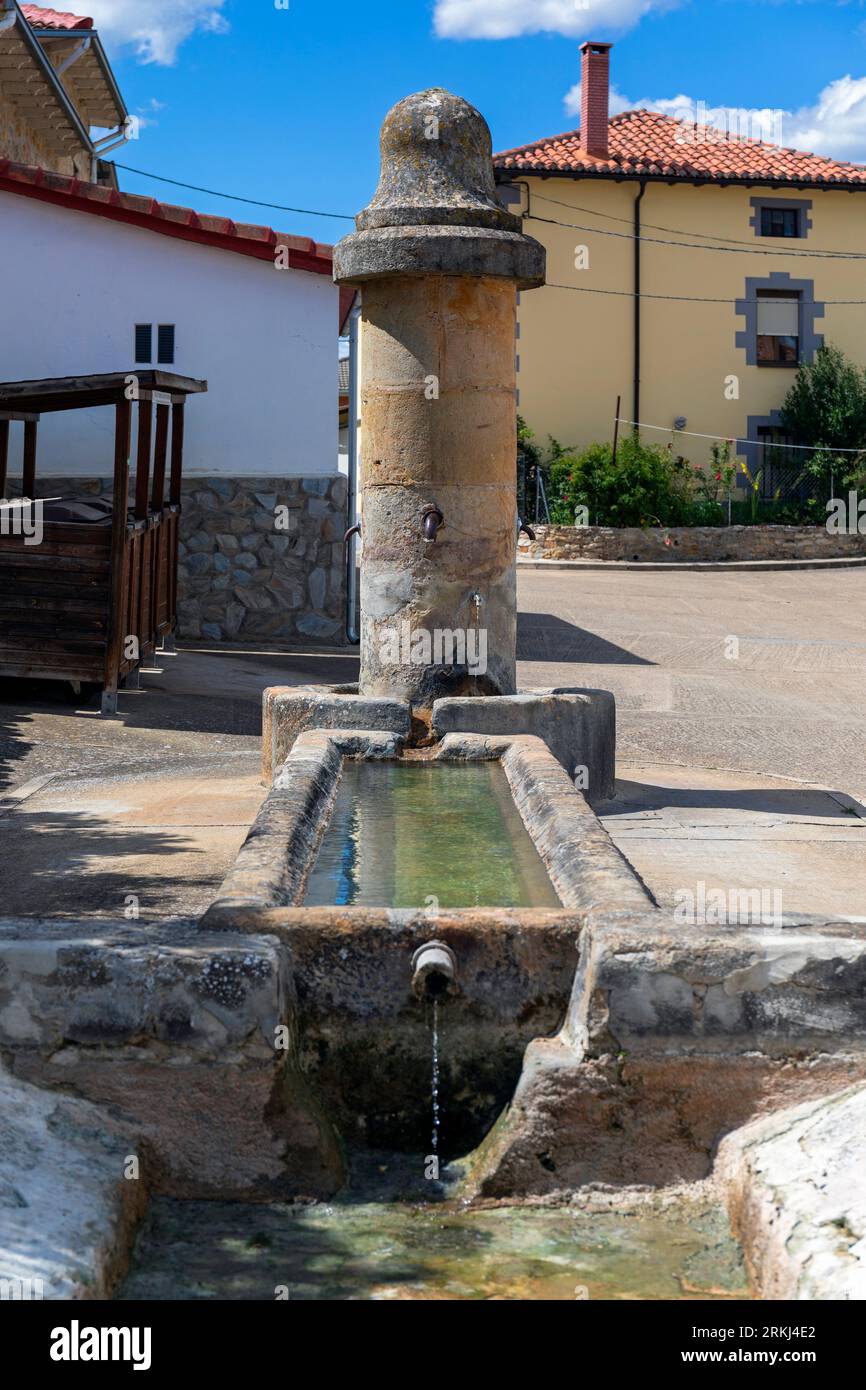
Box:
494;109;866;186
0;159;334;277
20;5;93;30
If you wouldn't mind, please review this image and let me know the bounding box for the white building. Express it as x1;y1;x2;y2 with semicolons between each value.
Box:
0;163;345;645
0;1;347;648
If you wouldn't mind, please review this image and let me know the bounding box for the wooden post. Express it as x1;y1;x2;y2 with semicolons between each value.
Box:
102;398;132;715
22;419;37;498
169;401;185;505
151;403;170;512
134;398;153;521
166;401;186;644
612;394;621;465
0;419;8;499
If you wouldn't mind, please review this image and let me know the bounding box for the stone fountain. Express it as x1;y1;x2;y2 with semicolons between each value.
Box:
2;90;866;1303
262;87;616;797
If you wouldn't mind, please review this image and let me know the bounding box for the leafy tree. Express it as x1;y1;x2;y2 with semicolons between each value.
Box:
779;346;866;488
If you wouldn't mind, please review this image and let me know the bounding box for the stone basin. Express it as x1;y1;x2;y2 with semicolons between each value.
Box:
200;728;650;1153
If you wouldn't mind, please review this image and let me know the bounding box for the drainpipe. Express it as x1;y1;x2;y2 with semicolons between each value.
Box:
345;296;361;644
633;179;647;433
90;125;130;183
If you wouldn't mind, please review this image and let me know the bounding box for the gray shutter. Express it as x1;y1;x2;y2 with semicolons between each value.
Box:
157;325;176;365
135;324;152;363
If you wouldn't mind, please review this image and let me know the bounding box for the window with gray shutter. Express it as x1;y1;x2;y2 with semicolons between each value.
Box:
157;325;176;365
756;291;800;365
134;324;152;364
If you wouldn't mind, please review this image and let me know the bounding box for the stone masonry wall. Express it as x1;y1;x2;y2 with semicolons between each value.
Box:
519;524;866;564
32;475;349;647
0;90;78;175
178;475;348;645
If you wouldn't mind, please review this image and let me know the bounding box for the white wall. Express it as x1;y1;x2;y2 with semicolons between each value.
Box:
0;192;338;478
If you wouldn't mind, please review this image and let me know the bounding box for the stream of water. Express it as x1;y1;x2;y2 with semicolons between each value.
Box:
431;1001;440;1161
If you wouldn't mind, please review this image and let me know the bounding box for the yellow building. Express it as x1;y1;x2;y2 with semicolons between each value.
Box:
494;41;866;486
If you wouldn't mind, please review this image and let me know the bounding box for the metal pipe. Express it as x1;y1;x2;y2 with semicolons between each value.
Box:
633;180;647;432
411;941;458;1000
421;505;445;542
91;126;130;183
344;298;361;645
55;35;91;79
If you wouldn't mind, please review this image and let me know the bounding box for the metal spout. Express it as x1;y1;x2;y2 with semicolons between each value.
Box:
412;940;458;1000
421;505;445;542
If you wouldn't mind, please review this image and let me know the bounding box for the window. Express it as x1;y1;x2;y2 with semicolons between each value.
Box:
134;324;152;364
750;197;811;240
761;206;799;239
157;324;176;365
736;274;823;367
134;323;176;365
756;290;799;365
755;427;804;499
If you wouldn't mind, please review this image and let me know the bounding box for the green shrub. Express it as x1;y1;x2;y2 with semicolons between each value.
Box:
547;434;694;527
780;346;866;493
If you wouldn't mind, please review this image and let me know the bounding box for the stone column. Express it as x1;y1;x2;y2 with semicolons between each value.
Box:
334;89;545;709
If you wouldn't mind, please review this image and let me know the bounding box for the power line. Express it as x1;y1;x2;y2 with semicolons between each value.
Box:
529;210;866;259
616;417;866;453
530;188;864;256
107;161;355;221
545;280;866;305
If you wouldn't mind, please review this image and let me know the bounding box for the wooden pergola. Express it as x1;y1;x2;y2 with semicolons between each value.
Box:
0;371;207;713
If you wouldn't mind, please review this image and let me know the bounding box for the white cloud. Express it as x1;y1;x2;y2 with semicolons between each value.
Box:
786;76;866;163
564;81;645;117
434;0;677;41
84;0;229;66
563;76;866;163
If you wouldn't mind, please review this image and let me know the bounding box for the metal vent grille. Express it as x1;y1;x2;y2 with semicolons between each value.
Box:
157;325;176;365
134;324;152;364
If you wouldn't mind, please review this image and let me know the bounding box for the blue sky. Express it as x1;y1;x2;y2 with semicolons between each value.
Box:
87;0;866;244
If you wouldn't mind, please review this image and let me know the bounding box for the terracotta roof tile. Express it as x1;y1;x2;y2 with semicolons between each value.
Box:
0;158;334;277
494;109;866;186
20;5;92;30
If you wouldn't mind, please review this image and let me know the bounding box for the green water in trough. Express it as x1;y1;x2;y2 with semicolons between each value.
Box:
303;761;561;909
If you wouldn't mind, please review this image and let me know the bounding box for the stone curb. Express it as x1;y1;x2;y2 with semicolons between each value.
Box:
518;556;866;573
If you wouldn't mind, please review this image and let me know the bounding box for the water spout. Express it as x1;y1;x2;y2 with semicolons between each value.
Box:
412;940;458;1000
421;505;445;542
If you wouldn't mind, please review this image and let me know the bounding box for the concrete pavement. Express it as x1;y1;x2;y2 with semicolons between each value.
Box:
517;567;866;919
0;565;863;920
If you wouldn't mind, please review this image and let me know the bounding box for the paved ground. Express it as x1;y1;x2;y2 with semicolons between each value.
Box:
518;566;866;919
0;648;358;919
0;565;864;919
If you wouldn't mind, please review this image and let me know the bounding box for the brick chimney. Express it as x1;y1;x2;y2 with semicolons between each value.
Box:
580;41;612;159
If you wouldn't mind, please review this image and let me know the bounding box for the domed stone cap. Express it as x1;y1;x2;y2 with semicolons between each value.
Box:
334;89;546;289
356;88;520;234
